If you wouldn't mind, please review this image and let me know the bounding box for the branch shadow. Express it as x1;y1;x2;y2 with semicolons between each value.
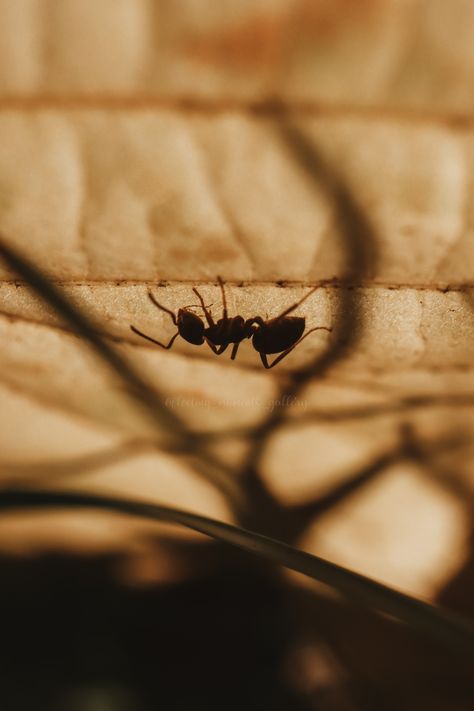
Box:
0;237;244;509
236;113;380;535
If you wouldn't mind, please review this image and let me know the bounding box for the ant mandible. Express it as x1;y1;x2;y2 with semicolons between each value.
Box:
130;278;331;369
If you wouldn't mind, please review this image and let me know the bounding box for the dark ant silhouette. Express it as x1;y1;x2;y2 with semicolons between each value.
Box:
130;278;331;369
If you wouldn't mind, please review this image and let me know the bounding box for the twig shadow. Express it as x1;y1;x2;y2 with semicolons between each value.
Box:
237;113;379;534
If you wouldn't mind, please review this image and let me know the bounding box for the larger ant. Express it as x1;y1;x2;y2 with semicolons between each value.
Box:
130;278;331;369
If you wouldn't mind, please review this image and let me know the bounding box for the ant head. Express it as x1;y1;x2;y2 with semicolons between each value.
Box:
177;309;205;345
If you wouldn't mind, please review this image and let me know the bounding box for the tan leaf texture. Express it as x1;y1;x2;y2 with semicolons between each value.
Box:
1;0;473;608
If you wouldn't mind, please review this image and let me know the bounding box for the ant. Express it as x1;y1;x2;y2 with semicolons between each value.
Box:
130;278;331;369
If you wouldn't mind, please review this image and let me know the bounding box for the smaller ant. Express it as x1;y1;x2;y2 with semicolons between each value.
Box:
130;278;331;369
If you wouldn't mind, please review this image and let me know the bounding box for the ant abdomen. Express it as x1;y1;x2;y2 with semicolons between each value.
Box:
252;316;305;354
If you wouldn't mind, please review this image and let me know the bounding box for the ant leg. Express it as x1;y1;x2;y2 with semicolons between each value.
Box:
230;342;240;360
274;285;319;320
130;325;180;350
259;326;331;369
147;291;177;325
212;341;230;355
193;287;215;327
217;276;228;319
203;337;229;356
203;338;218;354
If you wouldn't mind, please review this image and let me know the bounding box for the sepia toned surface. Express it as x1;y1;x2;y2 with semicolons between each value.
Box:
0;2;474;596
1;0;474;636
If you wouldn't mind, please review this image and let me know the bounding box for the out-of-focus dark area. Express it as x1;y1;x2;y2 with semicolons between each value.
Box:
2;0;474;708
3;551;474;711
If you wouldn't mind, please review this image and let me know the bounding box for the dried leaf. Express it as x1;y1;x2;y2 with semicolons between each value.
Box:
1;0;474;615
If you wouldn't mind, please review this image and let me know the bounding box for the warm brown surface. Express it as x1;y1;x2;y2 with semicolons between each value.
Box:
1;0;474;605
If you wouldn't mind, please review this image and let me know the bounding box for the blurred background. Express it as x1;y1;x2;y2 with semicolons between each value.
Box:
1;1;474;709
